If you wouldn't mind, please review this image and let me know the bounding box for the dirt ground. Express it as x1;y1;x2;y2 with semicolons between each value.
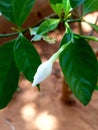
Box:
0;12;98;130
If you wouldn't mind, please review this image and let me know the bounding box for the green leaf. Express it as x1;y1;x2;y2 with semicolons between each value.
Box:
43;35;56;44
62;0;72;17
0;0;36;26
60;32;72;47
83;0;98;15
95;85;98;90
69;0;85;8
49;0;64;17
59;35;97;105
30;19;59;42
14;33;41;82
49;0;71;18
30;27;42;42
31;35;42;42
30;27;39;36
0;40;19;109
37;19;60;35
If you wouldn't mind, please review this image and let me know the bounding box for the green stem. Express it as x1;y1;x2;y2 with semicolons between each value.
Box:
65;22;74;42
49;47;64;63
50;41;71;63
0;28;29;38
75;34;98;42
67;18;82;23
0;13;59;39
0;32;19;38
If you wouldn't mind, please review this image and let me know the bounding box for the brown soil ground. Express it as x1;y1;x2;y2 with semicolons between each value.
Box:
0;12;98;130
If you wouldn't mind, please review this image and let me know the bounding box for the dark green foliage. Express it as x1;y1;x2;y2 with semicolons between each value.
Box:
59;35;97;105
83;0;98;15
0;40;19;109
14;34;41;82
0;0;36;26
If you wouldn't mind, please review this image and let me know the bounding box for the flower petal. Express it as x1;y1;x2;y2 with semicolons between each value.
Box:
32;60;53;86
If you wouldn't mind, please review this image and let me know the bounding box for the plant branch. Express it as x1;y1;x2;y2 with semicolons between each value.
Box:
0;13;58;38
67;18;82;23
75;33;98;42
0;28;29;38
0;32;19;38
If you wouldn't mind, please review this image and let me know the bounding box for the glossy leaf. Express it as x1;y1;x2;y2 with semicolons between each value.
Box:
0;0;36;26
37;19;60;35
0;40;19;109
49;0;71;18
62;0;72;17
30;19;59;42
49;0;64;17
83;0;98;15
60;32;72;46
14;33;41;82
70;0;85;8
59;35;97;105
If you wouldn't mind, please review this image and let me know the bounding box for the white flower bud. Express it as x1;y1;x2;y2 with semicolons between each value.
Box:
32;44;68;87
32;60;53;86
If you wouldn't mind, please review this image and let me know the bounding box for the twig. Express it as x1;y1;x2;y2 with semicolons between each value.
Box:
0;32;18;38
0;13;57;38
5;119;15;130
